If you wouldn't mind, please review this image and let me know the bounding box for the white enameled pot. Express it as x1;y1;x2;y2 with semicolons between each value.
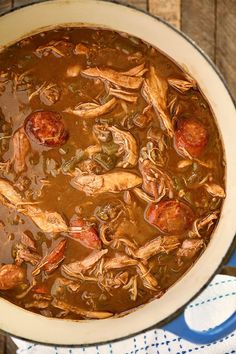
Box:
0;0;235;346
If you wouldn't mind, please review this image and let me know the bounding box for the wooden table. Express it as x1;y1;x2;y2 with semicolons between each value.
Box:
0;0;235;353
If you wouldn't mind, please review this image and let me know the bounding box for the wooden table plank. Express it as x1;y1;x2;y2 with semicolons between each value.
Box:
13;0;41;8
181;0;216;60
216;0;236;99
148;0;181;28
0;0;12;15
5;336;17;354
0;332;6;354
114;0;147;11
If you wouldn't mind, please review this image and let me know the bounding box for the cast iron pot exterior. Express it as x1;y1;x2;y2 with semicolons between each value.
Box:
0;0;235;346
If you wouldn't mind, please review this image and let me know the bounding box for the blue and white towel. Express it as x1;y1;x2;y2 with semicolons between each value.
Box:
12;274;236;354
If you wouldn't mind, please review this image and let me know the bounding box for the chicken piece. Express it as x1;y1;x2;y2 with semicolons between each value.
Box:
51;277;81;297
52;298;113;319
133;236;180;260
104;254;138;270
133;106;153;128
177;159;193;169
26;207;68;233
81;67;143;89
39;83;61;106
100;271;129;291
62;249;108;277
65;98;117;119
0;178;68;233
109;126;138;168
15;245;41;266
35;40;74;58
197;212;219;231
74;43;90;56
0;178;23;205
121;62;147;77
0;264;25;290
139;160;174;201
123;276;138;301
168;78;196;93
90;252;158;292
204;183;225;198
109;88;138;103
76;159;102;175
189;211;219;238
71;171;142;195
177;239;204;259
93;123;111;142
144;66;174;137
136;263;158;290
25;300;50;310
11;127;30;174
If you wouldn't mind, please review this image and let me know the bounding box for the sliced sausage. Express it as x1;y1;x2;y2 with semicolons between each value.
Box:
25;111;68;147
0;264;25;290
146;199;194;233
69;219;101;250
174;118;208;157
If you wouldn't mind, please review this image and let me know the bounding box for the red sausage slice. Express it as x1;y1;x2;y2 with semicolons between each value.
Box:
25;111;68;147
146;200;194;234
174;118;208;157
69;219;102;250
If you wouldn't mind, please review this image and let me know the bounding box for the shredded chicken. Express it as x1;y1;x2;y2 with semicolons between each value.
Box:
144;65;174;137
0;179;68;233
71;171;142;195
62;249;108;278
81;67;143;89
65;98;117;118
35;40;74;58
15;245;41;266
204;183;225;198
123;276;138;301
11;128;30;174
189;211;219;238
104;254;138;270
25;300;50;310
121;62;147;77
136;263;158;290
109;126;138;168
52;298;113;319
177;159;193;169
177;239;204;259
138;160;173;201
39;83;61;105
109;88;138;103
132;236;180;260
168;78;196;93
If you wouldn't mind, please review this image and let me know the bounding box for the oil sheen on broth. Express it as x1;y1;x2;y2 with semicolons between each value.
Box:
0;27;225;320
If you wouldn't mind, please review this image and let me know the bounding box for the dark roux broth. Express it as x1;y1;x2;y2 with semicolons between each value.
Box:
0;27;225;319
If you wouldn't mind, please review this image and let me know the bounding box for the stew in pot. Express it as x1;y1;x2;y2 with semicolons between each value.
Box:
0;27;225;319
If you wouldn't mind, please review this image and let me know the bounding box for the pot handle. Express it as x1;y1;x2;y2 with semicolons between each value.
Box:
162;248;236;344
